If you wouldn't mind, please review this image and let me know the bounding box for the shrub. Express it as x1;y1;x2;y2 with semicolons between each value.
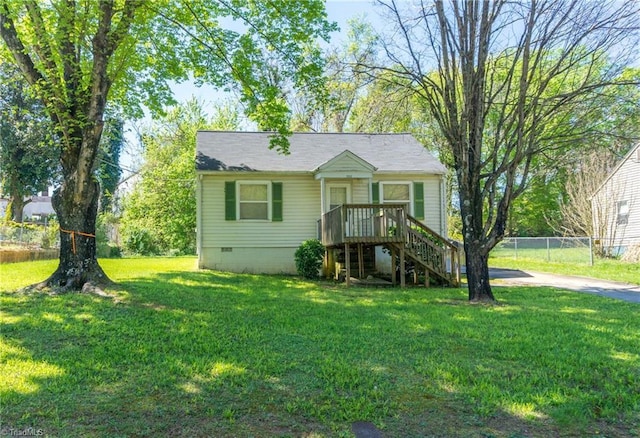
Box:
95;213;122;258
123;228;159;256
97;243;122;258
41;218;59;249
294;239;325;279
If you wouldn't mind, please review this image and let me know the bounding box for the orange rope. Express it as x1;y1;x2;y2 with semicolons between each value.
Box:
60;228;96;254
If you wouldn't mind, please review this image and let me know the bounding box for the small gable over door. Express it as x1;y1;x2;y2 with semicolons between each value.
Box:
314;150;377;180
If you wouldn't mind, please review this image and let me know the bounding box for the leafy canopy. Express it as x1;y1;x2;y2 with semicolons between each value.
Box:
121;99;240;255
1;0;336;150
0;62;58;221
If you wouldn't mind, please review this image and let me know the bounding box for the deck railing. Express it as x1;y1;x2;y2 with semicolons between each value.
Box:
319;203;461;286
320;204;407;247
404;215;461;284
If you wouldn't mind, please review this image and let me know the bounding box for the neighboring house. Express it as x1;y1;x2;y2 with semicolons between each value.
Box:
592;143;640;255
196;131;459;286
0;189;55;221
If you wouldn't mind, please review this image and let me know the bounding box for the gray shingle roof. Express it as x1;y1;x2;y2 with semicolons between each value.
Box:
196;131;447;174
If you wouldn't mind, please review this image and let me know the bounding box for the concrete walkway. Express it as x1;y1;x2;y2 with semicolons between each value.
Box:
489;268;640;303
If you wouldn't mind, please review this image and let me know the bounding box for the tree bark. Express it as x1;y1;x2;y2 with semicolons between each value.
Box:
40;177;111;291
464;243;494;302
9;196;28;223
460;175;496;302
0;0;140;292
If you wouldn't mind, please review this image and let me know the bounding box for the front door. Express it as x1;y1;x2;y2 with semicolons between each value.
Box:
326;183;351;213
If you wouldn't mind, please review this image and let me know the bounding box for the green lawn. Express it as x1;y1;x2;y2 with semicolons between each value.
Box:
1;258;639;437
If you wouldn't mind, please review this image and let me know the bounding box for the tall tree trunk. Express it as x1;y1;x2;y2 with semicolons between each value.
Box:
10;196;28;223
38;124;111;291
42;177;110;291
460;175;496;302
1;0;139;292
464;242;494;301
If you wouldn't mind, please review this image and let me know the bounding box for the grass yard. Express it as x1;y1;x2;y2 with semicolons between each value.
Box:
1;258;639;437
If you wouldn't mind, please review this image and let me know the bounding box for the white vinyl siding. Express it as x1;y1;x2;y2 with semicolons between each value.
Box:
198;172;448;272
593;145;640;252
201;174;320;249
350;178;369;203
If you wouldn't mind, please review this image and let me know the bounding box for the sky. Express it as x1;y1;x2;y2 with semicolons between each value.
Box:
169;1;376;104
121;1;379;175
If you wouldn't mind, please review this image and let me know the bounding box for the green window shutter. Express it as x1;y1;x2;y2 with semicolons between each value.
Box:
225;181;236;220
413;182;425;220
272;182;283;222
371;182;379;204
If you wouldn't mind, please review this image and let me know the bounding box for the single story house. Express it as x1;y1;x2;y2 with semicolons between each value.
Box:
592;143;640;256
195;131;459;285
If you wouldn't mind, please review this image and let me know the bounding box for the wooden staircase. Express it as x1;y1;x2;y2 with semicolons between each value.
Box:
319;204;461;287
387;214;460;287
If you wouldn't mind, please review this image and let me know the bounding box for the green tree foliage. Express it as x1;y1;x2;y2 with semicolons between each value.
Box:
121;99;239;255
508;173;565;236
288;17;381;132
162;0;337;149
366;0;640;301
0;62;57;223
347;72;415;133
97;117;124;214
315;15;640;245
0;0;334;290
508;67;640;237
317;18;640;243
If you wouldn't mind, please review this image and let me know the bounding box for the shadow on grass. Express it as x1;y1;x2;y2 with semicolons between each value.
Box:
1;269;639;437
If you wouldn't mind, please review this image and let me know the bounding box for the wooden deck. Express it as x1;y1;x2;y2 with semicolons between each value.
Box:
320;204;407;247
319;204;461;287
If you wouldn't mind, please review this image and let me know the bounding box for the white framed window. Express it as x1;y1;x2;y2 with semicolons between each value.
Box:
617;200;629;225
238;181;270;220
381;182;411;210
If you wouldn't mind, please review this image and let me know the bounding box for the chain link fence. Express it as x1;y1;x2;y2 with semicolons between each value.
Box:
0;221;60;249
491;237;593;265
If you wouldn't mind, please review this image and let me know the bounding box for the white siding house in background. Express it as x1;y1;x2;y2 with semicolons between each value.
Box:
195;131;449;275
0;189;55;221
592;143;640;255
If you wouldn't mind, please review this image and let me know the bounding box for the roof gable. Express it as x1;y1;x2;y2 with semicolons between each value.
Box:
196;131;447;174
314;150;376;179
593;142;640;197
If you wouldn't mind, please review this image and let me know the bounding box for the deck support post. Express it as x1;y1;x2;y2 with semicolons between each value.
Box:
345;243;351;287
322;249;328;278
358;244;364;279
455;249;461;286
425;269;430;288
400;244;405;288
391;245;396;286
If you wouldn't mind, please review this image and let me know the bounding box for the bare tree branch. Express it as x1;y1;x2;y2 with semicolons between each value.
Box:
365;0;640;300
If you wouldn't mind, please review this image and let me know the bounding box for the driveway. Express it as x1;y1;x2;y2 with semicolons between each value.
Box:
489;268;640;303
